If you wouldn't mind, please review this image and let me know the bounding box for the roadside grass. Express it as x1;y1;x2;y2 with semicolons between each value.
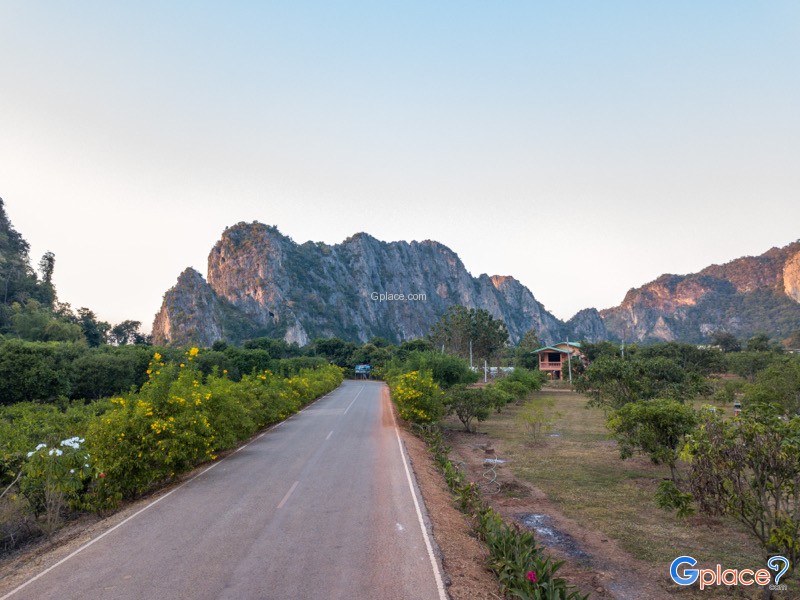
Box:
471;390;763;571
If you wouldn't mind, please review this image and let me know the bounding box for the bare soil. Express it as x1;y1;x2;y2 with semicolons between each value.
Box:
445;428;673;600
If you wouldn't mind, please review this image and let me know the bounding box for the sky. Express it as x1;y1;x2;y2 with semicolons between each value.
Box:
1;1;798;331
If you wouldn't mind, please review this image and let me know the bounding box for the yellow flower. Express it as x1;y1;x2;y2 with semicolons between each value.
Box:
153;352;162;361
180;363;185;368
189;347;199;357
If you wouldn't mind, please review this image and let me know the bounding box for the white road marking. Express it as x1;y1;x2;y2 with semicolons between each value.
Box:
277;481;300;509
388;393;449;600
326;430;333;440
0;384;344;600
343;385;365;415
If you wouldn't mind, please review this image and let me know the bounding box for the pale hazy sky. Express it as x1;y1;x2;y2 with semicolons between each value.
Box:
1;2;798;331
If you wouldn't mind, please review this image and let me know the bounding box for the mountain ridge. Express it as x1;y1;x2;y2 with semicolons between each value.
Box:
152;222;589;347
152;222;800;347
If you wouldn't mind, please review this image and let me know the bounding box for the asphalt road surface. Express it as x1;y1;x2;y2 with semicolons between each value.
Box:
2;381;447;600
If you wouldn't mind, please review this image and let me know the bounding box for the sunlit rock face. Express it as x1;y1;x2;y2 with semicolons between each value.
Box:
600;241;800;343
152;222;588;347
784;250;800;303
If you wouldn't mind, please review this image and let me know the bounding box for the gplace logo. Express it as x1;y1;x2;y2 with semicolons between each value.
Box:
670;555;790;591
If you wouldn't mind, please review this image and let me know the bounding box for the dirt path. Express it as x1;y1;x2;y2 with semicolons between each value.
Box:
447;429;675;600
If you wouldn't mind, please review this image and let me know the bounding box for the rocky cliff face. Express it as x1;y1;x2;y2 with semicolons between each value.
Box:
152;222;600;347
784;250;800;303
600;241;800;342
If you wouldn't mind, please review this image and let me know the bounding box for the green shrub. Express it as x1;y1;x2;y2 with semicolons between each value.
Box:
445;385;492;432
388;370;444;423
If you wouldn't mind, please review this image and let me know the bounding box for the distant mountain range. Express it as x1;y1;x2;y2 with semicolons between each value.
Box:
151;221;800;347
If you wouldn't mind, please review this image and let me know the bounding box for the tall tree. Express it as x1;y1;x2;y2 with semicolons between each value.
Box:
429;306;509;364
515;329;542;369
0;198;37;311
110;320;145;346
37;251;56;307
77;308;110;347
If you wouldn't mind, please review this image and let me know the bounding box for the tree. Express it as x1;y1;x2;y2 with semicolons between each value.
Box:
429;305;472;357
725;351;782;383
312;337;358;368
429;306;509;365
684;404;800;581
710;331;741;353
579;340;627;361
0;198;39;315
77;308;110;347
576;355;702;410
746;332;774;353
9;300;83;343
110;320;145;346
514;329;541;369
638;342;724;375
37;251;56;307
445;385;492;432
608;399;697;482
744;357;800;416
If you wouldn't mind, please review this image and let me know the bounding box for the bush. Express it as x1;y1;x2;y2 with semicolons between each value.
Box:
445;385;492;432
383;351;476;389
517;397;560;444
388;370;444;423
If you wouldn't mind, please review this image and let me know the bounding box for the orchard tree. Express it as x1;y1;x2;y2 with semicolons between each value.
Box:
684;404;800;580
444;385;492;432
576;355;703;410
744;358;800;416
607;399;697;482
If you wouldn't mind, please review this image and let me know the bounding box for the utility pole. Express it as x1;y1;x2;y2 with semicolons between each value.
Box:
484;359;488;383
566;337;573;386
469;339;473;369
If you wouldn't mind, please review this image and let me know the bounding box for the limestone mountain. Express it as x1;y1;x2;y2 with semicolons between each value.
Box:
152;222;599;347
600;240;800;343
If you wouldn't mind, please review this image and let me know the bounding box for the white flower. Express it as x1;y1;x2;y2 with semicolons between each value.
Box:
48;448;63;457
26;443;47;458
69;469;75;474
60;437;84;449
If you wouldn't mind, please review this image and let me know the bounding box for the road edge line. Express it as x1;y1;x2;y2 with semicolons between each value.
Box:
389;392;449;600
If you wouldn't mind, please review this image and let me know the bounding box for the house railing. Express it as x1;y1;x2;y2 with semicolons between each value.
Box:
539;361;562;369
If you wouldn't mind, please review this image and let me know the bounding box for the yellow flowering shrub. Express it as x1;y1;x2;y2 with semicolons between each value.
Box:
389;370;444;424
84;352;343;508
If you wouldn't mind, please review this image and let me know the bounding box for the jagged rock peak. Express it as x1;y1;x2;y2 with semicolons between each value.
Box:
152;222;575;347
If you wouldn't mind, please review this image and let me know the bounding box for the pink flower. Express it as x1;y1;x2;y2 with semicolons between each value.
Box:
527;571;537;583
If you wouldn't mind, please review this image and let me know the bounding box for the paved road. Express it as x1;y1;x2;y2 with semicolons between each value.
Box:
2;381;447;600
